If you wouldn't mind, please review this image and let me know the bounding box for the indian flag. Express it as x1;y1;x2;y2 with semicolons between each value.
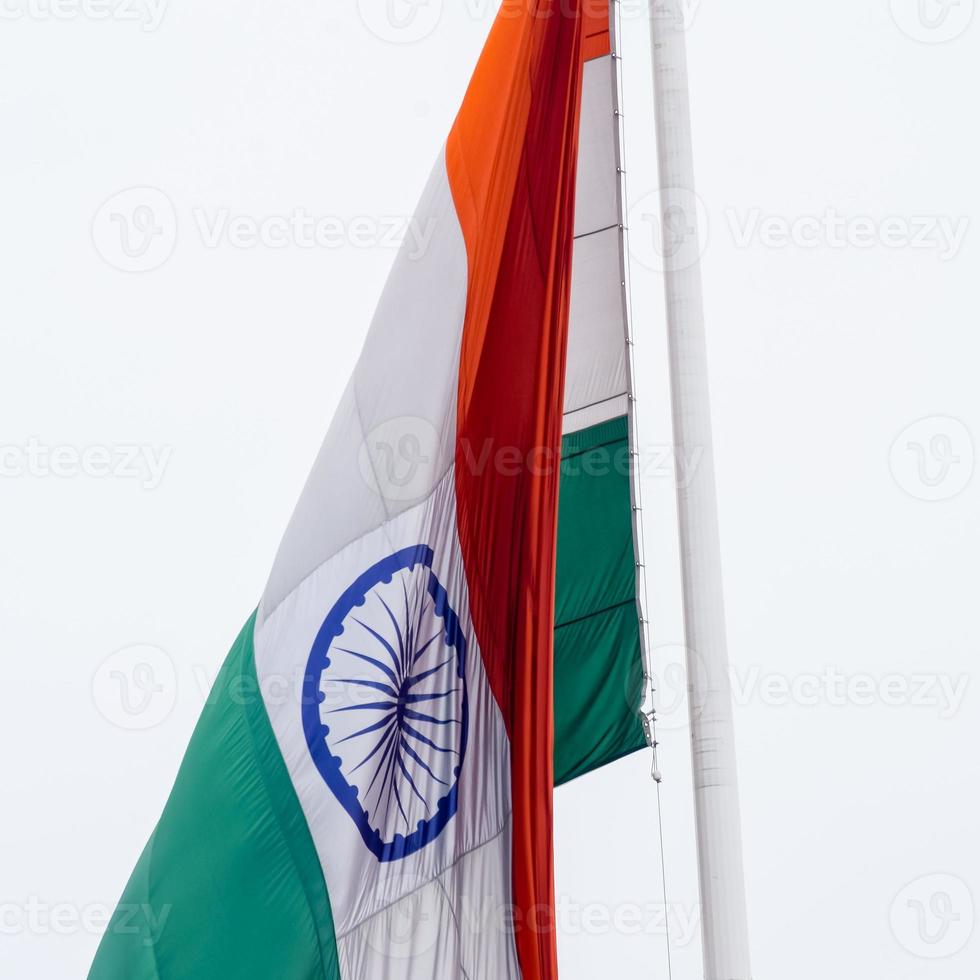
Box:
90;1;648;977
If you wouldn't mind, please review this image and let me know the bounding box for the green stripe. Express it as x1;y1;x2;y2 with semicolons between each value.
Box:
89;613;341;980
553;415;647;785
92;414;646;977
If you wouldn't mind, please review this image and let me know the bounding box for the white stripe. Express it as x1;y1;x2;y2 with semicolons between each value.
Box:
252;152;519;978
564;55;630;433
564;225;629;428
574;57;620;238
259;148;469;624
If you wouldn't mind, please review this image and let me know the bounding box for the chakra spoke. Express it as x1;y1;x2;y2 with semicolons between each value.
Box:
364;738;395;800
349;722;397;776
401;576;416;676
334;648;399;688
333;677;399;698
403;721;458;755
376;591;407;677
412;582;429;657
336;711;397;744
327;700;397;714
403;708;459;726
402;689;458;705
396;750;429;809
391;761;410;826
400;736;449;786
405;657;452;689
378;739;398;803
411;631;443;667
351;617;402;681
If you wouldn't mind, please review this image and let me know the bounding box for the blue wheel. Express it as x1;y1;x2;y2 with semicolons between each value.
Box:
303;545;469;862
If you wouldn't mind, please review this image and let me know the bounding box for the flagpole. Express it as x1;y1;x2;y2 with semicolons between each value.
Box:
646;2;753;977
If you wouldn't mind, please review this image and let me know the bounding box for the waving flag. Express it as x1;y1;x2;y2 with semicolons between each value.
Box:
90;1;647;978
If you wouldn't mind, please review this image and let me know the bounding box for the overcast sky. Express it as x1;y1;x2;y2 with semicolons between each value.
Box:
2;1;979;977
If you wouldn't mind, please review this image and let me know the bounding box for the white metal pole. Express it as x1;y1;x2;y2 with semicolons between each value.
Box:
647;2;753;977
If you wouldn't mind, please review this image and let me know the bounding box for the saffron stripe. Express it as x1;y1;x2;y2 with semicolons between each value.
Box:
446;3;585;977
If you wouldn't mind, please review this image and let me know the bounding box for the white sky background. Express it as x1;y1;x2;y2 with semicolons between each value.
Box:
2;0;979;977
